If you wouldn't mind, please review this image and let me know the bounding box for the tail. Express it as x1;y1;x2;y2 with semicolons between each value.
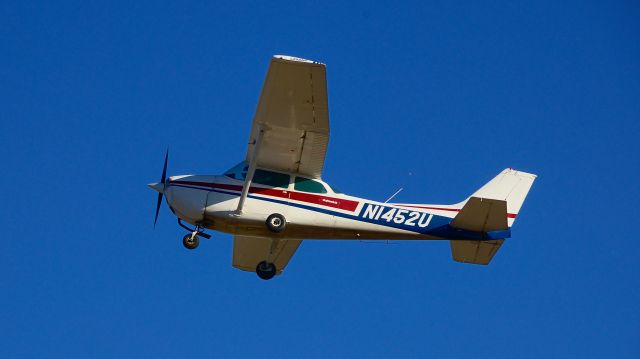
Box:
449;168;537;265
468;168;537;228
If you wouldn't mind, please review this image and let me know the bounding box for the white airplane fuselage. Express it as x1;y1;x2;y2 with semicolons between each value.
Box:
162;172;465;241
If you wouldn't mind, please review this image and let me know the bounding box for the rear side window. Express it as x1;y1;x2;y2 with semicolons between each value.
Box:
295;177;327;194
254;170;290;188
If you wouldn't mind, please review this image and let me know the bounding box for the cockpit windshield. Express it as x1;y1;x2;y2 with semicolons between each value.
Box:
224;161;248;180
224;162;290;189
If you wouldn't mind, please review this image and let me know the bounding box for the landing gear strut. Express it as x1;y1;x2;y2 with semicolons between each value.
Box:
255;236;281;280
256;261;277;280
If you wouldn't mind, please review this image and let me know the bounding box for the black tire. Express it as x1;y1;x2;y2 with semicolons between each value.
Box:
256;261;277;280
265;213;286;233
182;234;199;250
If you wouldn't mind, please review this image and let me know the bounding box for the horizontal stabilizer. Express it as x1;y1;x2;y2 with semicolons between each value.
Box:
450;240;504;265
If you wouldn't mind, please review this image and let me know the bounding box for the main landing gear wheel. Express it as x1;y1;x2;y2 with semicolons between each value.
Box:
256;261;277;280
266;213;286;233
182;233;199;250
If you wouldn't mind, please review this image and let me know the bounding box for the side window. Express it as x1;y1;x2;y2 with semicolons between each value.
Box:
295;177;328;194
254;169;290;188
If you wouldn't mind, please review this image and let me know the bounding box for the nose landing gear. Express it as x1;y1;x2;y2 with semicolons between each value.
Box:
178;218;211;250
182;233;199;249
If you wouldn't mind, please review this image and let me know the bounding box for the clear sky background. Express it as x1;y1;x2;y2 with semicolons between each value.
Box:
1;1;639;357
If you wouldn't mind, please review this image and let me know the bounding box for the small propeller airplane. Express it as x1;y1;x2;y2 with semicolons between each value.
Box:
149;55;537;280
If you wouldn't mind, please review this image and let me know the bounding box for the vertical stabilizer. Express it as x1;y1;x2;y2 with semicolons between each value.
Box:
450;169;536;265
470;168;537;227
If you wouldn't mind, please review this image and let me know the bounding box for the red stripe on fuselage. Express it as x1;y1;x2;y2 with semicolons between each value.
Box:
171;180;359;212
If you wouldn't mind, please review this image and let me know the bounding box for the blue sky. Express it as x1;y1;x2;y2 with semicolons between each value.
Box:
1;1;639;357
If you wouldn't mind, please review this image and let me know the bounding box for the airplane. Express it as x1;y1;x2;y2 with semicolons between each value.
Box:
148;55;537;280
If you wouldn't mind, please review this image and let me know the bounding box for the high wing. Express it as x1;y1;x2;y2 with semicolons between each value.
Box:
232;235;302;275
246;55;329;179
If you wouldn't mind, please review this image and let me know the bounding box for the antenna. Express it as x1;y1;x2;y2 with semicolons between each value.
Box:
384;187;403;203
358;240;398;245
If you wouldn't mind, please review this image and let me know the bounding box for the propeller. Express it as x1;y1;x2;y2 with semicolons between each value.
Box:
151;149;169;227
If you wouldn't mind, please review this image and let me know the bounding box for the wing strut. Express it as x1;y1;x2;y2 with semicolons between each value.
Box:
235;124;266;214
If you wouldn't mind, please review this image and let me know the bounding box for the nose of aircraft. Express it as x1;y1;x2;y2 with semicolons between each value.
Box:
148;182;164;194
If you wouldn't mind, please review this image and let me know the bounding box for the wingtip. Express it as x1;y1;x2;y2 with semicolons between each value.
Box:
273;55;325;65
504;168;538;179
